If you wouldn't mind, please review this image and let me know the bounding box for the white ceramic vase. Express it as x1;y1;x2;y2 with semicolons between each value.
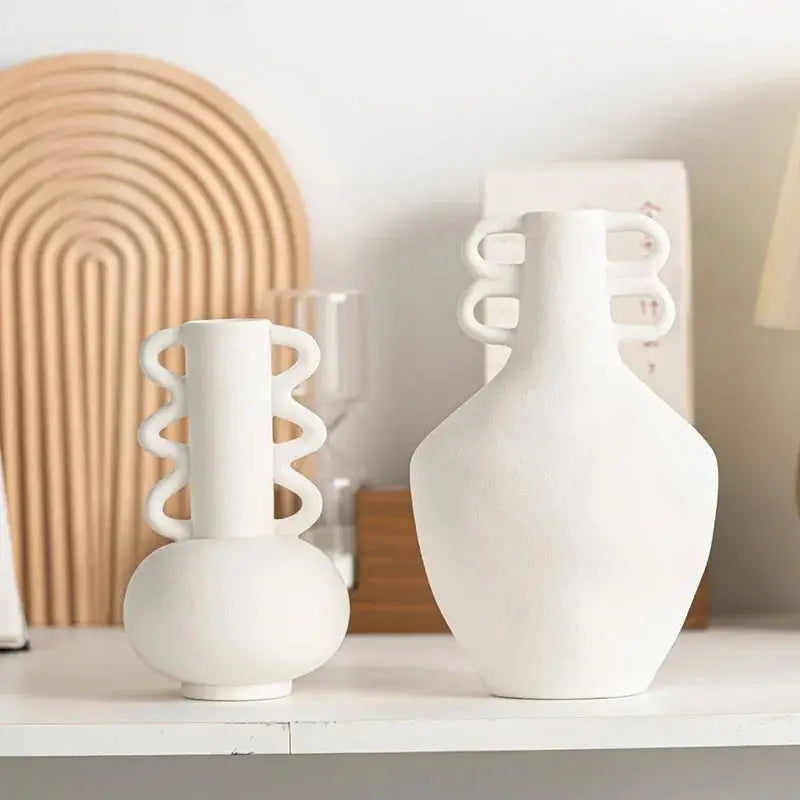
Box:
410;210;718;699
124;318;350;701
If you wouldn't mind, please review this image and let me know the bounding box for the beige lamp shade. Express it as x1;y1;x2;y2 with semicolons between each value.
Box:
756;113;800;329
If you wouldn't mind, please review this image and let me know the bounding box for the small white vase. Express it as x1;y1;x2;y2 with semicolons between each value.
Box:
410;210;717;699
124;318;350;701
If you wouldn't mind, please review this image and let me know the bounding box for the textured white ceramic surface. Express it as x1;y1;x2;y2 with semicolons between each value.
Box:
125;318;349;700
410;210;718;699
480;162;694;422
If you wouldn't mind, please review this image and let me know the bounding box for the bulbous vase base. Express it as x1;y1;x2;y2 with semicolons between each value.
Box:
182;681;292;701
123;536;350;701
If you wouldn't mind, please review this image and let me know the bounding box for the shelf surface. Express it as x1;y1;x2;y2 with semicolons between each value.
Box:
1;618;800;756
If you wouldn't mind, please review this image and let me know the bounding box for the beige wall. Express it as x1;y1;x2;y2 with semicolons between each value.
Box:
691;94;800;614
3;0;800;614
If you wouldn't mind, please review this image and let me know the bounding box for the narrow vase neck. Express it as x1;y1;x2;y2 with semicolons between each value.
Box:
182;319;275;538
508;213;620;372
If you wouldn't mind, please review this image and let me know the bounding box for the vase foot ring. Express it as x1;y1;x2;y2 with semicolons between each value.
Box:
181;681;292;701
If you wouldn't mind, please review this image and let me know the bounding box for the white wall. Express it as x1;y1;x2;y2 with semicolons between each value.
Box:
3;0;800;615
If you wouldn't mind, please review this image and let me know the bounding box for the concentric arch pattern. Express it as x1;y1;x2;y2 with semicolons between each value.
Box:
0;53;311;625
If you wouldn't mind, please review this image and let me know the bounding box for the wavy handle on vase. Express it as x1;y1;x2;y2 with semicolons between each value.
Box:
270;324;327;537
606;212;676;342
458;216;522;347
137;327;191;541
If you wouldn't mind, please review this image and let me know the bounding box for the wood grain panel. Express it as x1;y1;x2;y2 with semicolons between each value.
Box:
350;488;448;633
352;488;708;633
0;53;311;625
684;568;709;629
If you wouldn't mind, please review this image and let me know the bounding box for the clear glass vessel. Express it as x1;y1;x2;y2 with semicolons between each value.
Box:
264;290;366;588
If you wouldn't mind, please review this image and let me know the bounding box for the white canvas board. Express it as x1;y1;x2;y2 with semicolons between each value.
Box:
0;455;28;649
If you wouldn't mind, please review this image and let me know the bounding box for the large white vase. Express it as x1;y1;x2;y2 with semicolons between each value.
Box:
410;210;717;699
124;318;350;700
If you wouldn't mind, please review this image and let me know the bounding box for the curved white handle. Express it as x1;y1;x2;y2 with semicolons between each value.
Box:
271;324;327;537
137;327;191;541
606;212;676;342
458;216;521;346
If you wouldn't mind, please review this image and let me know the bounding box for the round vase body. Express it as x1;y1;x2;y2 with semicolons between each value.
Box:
124;536;349;700
410;210;718;699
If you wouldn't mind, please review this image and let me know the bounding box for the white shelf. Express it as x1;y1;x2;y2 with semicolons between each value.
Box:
1;618;800;757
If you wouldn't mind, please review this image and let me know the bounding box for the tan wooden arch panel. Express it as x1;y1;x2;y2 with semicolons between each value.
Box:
0;53;311;625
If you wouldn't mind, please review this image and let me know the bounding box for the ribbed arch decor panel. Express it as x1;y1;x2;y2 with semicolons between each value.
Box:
0;53;311;624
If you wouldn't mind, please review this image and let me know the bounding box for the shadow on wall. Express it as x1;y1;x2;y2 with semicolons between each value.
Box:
356;204;483;486
644;81;800;614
